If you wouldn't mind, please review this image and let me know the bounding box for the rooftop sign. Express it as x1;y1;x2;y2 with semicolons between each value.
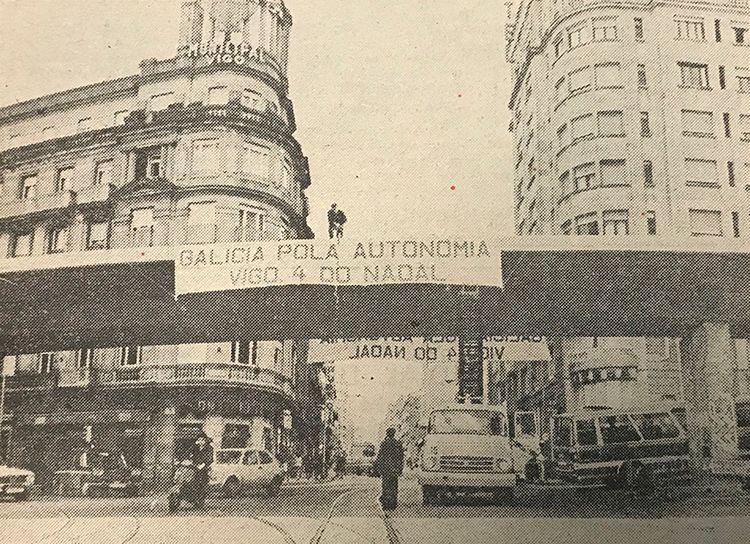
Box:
174;238;503;294
187;40;263;65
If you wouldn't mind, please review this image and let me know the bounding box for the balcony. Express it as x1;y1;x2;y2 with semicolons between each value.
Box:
0;190;74;220
4;373;57;392
77;183;115;206
95;363;294;398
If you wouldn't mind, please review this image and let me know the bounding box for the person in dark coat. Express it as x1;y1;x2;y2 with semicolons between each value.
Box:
327;203;347;240
374;428;404;511
189;434;214;490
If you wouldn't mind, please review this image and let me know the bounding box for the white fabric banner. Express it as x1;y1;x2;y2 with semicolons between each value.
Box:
175;238;502;294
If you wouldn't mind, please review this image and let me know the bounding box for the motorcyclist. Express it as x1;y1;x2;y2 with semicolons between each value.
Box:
189;433;214;493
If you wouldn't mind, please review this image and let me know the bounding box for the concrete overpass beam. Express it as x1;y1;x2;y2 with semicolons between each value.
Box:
680;323;739;472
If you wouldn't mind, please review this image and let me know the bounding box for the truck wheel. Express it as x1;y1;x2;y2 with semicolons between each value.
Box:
223;476;241;498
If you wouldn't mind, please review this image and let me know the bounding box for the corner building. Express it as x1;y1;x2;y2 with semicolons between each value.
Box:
0;0;318;489
504;0;750;446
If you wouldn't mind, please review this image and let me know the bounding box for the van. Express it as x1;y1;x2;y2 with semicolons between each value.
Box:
551;407;689;488
417;405;516;505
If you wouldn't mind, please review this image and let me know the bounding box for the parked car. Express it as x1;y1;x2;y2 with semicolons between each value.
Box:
81;451;142;497
210;448;284;497
0;465;34;501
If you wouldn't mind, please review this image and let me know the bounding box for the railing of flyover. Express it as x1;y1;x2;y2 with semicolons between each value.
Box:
94;362;294;397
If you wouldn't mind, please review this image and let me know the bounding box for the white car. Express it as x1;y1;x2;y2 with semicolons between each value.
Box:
210;449;284;497
0;465;35;501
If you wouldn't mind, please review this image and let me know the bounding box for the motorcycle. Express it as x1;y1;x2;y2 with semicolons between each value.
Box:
168;460;208;512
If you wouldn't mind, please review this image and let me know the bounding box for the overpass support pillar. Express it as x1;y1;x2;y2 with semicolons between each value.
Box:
680;322;739;472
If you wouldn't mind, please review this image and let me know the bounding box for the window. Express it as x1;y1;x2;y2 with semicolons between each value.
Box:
715;19;722;42
634;17;644;40
646;211;657;235
150;92;175;111
130;207;154;246
241;143;270;178
242;89;263;109
689;209;723;237
681;109;714;136
595;63;621;89
188;201;216;226
643;160;654;186
114;110;129;125
95;160;113;185
575;212;599;235
569;66;591;92
728;161;736;187
13;233;33;257
230;341;252;365
555;78;567;104
637;64;648;87
147;152;163;178
724;112;732;138
47;227;68;254
675;17;705;41
21;175;37;199
77;117;92;133
679;62;710;89
685;158;718;186
640;112;651;137
281;160;293;191
573;162;596;190
601;159;627;186
738;69;750;93
576;419;598;446
76;348;93;370
597;110;624;136
593;18;618;41
732;211;741;237
571;114;594;141
603;209;629;235
207;86;229;106
740;114;750;140
599;415;641;443
733;24;748;44
568;24;588;48
719;66;726;89
553;35;565;59
56;167;74;192
238;206;264;242
39;353;55;374
192;140;220;172
87;222;109;250
631;413;680;440
119;346;142;366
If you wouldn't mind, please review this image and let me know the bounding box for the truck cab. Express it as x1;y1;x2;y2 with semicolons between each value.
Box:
417;405;516;505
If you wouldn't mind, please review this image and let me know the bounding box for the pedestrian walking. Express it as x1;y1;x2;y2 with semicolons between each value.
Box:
327;203;347;240
374;428;404;511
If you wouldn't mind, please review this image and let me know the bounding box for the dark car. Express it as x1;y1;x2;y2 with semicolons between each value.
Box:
81;451;142;497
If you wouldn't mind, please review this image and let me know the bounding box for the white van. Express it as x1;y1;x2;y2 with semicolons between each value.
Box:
417;405;516;505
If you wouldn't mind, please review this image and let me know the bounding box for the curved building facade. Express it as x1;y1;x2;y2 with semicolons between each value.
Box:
0;0;320;489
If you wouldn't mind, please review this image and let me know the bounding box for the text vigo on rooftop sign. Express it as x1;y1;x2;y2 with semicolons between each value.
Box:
175;239;502;294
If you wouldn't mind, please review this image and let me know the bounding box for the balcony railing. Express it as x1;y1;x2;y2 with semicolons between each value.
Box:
4;373;57;392
0;190;74;220
96;363;294;398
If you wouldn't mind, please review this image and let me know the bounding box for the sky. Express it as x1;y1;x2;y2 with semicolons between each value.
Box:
0;0;514;433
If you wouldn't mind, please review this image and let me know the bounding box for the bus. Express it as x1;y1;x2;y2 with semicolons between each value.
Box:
417;405;516;505
551;407;690;488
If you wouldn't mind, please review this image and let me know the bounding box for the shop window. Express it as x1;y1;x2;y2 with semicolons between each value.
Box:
56;167;74;192
679;62;710;89
595;63;621;89
602;209;629;235
681;109;714;136
47;227;68;254
685;158;718;186
119;346;142;366
689;208;723;237
21;175;37;200
87;221;109;250
675;17;705;41
95;160;113;185
600;159;626;186
259;450;273;464
222;424;250;449
597;111;624;136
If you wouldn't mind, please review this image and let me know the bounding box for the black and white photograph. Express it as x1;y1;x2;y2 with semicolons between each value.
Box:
0;1;749;542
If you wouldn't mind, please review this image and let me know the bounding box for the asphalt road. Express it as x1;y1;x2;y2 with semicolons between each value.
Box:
1;475;750;543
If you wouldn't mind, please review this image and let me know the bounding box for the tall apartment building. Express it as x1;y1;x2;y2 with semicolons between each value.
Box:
0;0;318;489
503;0;750;427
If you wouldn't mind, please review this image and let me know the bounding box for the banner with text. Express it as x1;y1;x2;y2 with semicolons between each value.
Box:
175;239;502;294
307;336;550;364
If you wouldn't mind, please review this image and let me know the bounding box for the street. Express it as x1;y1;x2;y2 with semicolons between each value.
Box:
1;474;750;543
